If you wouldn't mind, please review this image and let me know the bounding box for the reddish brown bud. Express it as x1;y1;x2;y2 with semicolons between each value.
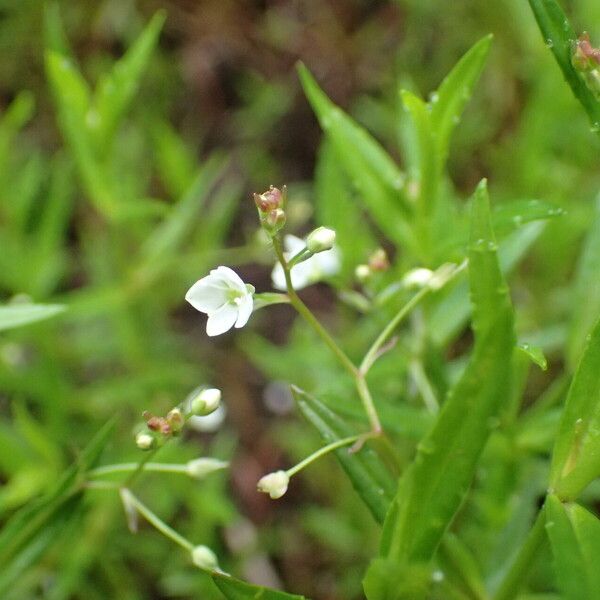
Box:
573;32;600;70
369;248;390;272
254;186;283;213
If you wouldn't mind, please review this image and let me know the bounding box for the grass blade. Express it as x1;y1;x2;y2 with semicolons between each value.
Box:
212;572;307;599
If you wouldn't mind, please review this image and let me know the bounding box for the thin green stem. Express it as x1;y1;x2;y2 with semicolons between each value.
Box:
356;375;382;433
361;286;431;375
272;236;357;378
493;504;547;600
89;462;189;478
122;488;194;552
286;434;363;477
121;448;160;488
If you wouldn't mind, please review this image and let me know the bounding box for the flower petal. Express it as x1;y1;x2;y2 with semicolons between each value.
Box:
271;263;287;291
234;295;253;328
186;279;228;313
206;303;238;336
283;235;306;256
210;266;246;292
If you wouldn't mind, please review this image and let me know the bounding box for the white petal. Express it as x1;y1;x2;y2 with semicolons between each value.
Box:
234;295;253;328
314;247;341;277
289;259;314;290
271;263;287;291
206;304;238;336
283;235;306;256
210;266;246;292
186;279;228;313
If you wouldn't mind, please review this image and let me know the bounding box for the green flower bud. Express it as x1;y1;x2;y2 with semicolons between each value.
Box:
186;458;229;479
135;431;156;451
257;470;289;499
191;545;219;571
191;388;222;416
306;227;336;253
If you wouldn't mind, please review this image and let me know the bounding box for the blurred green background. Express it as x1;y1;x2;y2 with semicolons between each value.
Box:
1;0;600;598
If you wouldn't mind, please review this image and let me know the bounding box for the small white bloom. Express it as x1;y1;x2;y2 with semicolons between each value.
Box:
188;404;227;433
191;387;222;416
257;470;289;499
191;545;219;571
306;226;336;253
186;266;255;336
271;235;341;291
186;457;229;479
355;264;371;282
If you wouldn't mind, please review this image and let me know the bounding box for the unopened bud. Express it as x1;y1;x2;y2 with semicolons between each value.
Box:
264;208;286;233
429;263;457;290
135;431;156;450
166;408;184;434
191;545;219;571
186;457;229;479
573;33;600;71
402;268;434;289
369;248;389;272
191;388;222;416
257;470;289;499
306;227;336;253
254;186;283;213
355;264;371;283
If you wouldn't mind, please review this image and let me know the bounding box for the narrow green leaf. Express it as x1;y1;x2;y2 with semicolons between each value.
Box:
0;418;115;592
546;495;600;600
527;0;600;130
292;386;395;524
139;153;227;272
94;11;166;150
297;63;414;251
430;35;493;167
491;199;565;237
400;90;436;259
517;342;548;371
0;304;65;332
366;181;515;596
212;572;307;599
550;314;600;499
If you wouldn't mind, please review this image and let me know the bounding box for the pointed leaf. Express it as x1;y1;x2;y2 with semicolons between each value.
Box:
212;572;307;599
430;35;493;167
297;63;414;251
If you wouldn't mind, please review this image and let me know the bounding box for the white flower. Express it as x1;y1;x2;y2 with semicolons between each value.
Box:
271;235;341;291
257;470;289;499
186;266;254;336
402;268;434;289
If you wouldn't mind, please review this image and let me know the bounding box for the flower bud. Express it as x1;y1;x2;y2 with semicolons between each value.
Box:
166;408;184;434
191;544;219;571
402;268;434;289
257;470;289;499
368;248;389;272
306;227;336;253
254;186;283;213
186;457;229;479
355;264;371;283
262;208;286;236
191;388;222;416
135;431;156;450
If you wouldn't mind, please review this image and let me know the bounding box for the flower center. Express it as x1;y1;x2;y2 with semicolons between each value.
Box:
226;288;244;306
